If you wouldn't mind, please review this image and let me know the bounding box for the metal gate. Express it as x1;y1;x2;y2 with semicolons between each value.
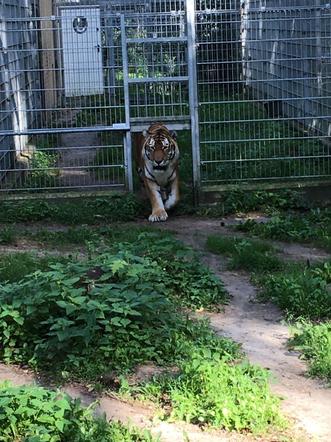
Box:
0;0;330;196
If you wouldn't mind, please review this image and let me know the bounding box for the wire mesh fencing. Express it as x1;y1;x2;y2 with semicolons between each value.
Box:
0;0;330;195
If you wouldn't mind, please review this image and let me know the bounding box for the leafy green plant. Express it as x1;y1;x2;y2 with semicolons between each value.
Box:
0;194;145;224
120;232;228;310
206;235;283;273
0;227;16;245
236;209;331;251
0;253;69;283
128;353;285;434
0;243;231;380
257;262;331;320
0;382;157;441
289;321;331;383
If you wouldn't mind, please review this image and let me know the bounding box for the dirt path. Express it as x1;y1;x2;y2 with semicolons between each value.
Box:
158;217;331;442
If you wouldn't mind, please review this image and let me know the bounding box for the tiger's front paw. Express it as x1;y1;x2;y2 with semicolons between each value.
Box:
148;209;168;222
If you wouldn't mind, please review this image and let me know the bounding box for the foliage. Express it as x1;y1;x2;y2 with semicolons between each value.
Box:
0;382;157;442
0;194;145;224
0;244;230;380
257;262;331;320
0;227;16;245
206;235;283;273
289;321;331;383
0;253;69;284
128;353;285;434
236;209;331;251
119;232;228;310
193;189;307;218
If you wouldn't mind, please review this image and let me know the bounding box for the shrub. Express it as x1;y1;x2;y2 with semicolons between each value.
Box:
289;321;331;383
0;382;157;441
258;262;331;320
0;246;233;380
206;235;283;273
129;353;285;434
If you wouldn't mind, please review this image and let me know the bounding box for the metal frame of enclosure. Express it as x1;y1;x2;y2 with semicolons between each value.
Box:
0;0;330;197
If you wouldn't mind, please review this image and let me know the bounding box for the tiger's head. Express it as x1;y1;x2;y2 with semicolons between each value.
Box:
142;123;179;171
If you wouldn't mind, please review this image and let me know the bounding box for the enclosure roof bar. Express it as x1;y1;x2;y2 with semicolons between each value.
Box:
128;76;188;84
126;37;187;44
0;125;129;137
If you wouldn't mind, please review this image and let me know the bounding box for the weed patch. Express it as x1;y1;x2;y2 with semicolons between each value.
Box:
0;227;16;245
289;321;331;383
0;253;68;283
126;353;285;434
0;194;145;224
236;209;331;251
256;262;331;320
206;235;283;273
0;382;157;441
0;243;232;381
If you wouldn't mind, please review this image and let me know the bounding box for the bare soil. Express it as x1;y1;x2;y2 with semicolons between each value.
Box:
0;216;330;441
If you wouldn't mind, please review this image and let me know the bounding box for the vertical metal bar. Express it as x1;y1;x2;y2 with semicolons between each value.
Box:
120;14;133;192
186;0;200;204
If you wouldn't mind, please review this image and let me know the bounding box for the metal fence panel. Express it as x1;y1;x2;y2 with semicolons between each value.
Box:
0;0;330;195
197;0;331;187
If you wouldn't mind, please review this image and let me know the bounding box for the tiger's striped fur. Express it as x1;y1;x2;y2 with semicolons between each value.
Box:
135;122;180;222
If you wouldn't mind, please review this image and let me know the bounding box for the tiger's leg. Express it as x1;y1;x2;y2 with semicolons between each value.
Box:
164;178;180;210
145;179;168;222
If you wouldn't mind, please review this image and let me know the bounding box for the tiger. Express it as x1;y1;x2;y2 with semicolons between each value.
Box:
135;122;180;222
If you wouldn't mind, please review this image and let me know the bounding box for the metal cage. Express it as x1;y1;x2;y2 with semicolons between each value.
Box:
0;0;330;196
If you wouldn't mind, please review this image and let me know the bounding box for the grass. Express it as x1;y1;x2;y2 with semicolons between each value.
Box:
206;235;283;273
0;253;69;283
121;352;285;434
0;227;16;245
255;261;331;321
289;321;331;384
0;382;158;442
236;208;331;251
0;194;145;224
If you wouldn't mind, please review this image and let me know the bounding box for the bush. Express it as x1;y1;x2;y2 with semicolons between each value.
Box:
289;321;331;383
0;245;232;380
130;353;285;434
258;262;331;320
0;382;157;441
236;209;331;251
129;232;228;310
206;235;283;273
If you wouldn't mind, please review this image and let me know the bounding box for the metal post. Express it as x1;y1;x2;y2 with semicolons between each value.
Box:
120;14;133;192
186;0;200;204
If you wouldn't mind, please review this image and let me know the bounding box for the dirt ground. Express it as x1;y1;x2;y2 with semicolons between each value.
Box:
0;216;330;441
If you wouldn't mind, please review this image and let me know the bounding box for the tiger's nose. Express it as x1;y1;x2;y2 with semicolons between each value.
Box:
155;159;163;165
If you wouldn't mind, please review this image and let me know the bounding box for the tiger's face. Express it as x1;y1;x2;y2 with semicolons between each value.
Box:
143;129;178;171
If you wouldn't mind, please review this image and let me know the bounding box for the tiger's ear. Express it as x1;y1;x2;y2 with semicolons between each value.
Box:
170;130;177;140
143;130;148;138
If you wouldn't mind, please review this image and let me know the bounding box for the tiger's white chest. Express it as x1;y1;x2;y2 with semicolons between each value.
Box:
144;162;177;187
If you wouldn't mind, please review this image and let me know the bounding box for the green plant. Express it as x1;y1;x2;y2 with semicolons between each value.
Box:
236;209;331;251
120;232;228;310
0;253;69;283
0;194;145;225
0;242;231;381
289;321;331;383
0;382;157;441
257;262;331;320
206;235;283;273
129;353;285;434
0;227;16;245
